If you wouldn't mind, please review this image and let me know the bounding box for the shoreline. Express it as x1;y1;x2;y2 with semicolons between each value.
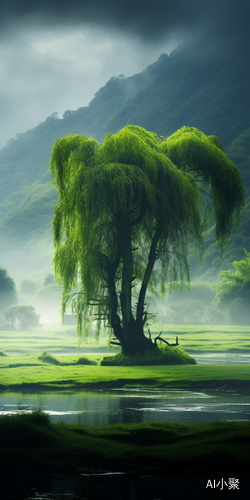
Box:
1;377;250;393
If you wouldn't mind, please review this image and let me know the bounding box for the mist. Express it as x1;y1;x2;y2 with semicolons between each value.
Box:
1;0;249;148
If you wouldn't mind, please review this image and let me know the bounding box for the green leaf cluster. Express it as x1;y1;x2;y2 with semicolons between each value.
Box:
215;250;250;302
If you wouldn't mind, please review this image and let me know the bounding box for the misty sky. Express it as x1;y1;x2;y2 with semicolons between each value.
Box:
0;0;249;149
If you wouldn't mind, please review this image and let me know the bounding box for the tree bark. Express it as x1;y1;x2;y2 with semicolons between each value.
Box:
109;218;161;356
136;224;162;329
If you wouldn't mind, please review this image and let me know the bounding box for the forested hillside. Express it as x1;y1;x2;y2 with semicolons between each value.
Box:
0;43;250;284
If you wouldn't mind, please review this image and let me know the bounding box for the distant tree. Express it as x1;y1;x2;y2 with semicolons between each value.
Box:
46;112;59;122
0;267;17;320
50;125;244;355
214;250;250;324
4;305;40;330
163;300;226;325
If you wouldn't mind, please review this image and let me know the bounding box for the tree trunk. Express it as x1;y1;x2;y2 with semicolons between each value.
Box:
110;217;161;357
113;320;156;356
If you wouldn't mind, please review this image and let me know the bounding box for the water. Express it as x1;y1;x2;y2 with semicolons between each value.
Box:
1;387;250;425
3;472;249;500
194;352;250;364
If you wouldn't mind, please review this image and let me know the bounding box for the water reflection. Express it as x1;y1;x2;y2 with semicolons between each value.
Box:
1;472;224;500
193;353;250;364
0;388;250;425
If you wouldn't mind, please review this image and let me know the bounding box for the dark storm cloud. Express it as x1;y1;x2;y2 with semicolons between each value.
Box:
2;0;250;49
0;0;249;149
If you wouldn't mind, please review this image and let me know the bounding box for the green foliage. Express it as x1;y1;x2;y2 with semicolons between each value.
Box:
75;356;98;365
1;411;250;477
226;128;250;196
0;182;57;239
51;125;243;351
36;352;98;366
0;267;17;319
159;279;226;324
0;351;7;356
161;126;244;247
214;250;250;324
189;127;250;279
4;305;40;330
163;299;226;325
101;347;196;366
0;409;54;448
37;352;61;365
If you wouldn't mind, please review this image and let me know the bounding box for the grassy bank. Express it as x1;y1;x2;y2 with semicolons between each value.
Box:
0;410;249;477
0;353;250;391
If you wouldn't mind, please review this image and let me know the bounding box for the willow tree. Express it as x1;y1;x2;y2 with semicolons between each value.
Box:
214;250;250;324
50;125;244;355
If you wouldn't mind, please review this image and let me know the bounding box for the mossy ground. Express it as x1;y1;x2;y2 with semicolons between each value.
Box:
101;346;196;366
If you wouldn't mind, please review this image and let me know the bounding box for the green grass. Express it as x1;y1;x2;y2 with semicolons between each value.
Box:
37;352;61;365
0;357;250;391
0;323;249;391
101;347;196;366
0;410;249;477
0;323;119;354
160;324;250;352
1;323;250;355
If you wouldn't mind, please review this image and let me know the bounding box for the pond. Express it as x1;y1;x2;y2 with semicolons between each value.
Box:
1;387;250;425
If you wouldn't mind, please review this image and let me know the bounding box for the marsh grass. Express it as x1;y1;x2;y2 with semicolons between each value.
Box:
75;356;97;366
101;346;196;366
37;352;61;365
37;352;98;366
0;410;249;477
0;351;6;356
0;409;55;447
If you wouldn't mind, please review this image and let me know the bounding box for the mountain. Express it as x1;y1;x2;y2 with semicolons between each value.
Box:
0;43;250;284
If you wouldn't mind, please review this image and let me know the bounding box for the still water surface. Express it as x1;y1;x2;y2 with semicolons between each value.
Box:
1;387;250;425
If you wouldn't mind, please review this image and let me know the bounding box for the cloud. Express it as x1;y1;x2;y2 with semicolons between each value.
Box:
1;0;249;48
0;0;249;148
0;23;178;149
